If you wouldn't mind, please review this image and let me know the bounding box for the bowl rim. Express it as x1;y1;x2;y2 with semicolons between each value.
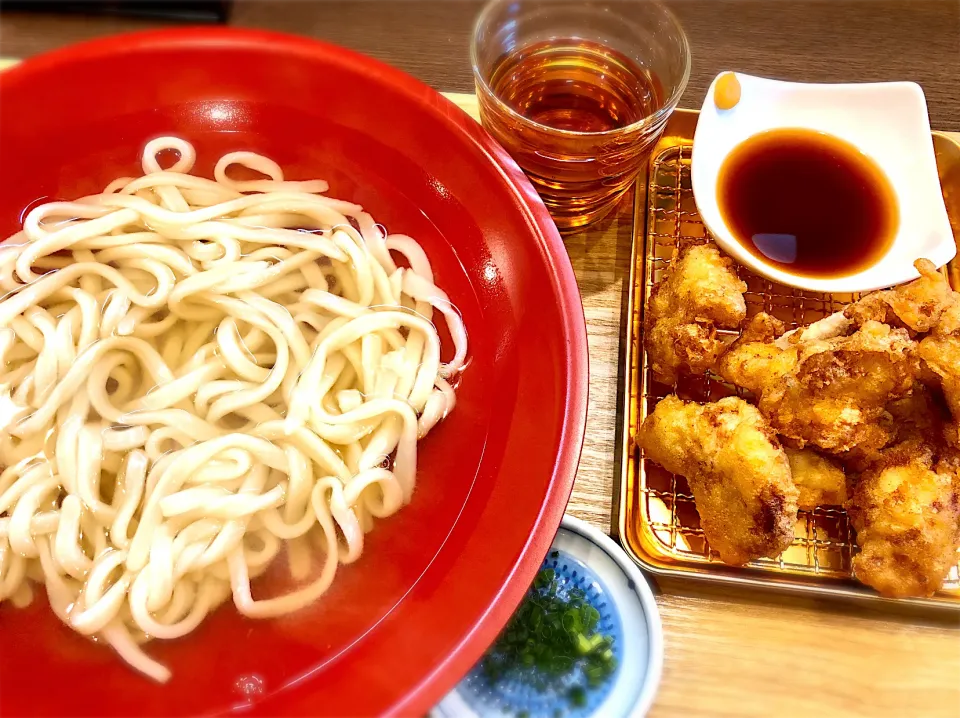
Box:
0;26;590;718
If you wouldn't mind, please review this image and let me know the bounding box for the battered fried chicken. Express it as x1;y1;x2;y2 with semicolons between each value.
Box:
721;313;920;454
717;313;795;396
717;311;860;396
637;395;799;564
843;275;960;597
763;321;919;454
644;256;960;591
784;448;847;509
845;259;955;334
839;386;951;472
645;244;747;385
848;439;960;598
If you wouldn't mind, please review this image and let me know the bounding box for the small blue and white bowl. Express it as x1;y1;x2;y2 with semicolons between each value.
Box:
434;515;663;718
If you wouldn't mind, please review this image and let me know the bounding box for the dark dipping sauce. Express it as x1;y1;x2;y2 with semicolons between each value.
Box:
716;128;899;279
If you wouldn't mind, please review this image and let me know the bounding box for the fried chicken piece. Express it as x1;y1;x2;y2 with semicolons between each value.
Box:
763;321;919;454
720;312;920;454
638;395;799;564
889;386;955;452
919;300;960;430
839;386;952;472
645;244;747;385
784;448;848;509
722;260;956;458
718;311;860;396
848;439;960;598
717;313;795;395
845;259;955;334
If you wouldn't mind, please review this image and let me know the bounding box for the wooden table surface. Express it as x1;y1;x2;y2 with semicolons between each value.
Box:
2;2;960;717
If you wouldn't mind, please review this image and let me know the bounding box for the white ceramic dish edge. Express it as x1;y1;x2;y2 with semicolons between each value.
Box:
559;515;664;718
432;515;664;718
691;72;956;293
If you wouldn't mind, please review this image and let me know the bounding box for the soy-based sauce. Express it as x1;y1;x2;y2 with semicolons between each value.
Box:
717;129;898;279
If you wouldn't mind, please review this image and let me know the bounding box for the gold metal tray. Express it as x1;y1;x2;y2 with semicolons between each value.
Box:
618;108;960;610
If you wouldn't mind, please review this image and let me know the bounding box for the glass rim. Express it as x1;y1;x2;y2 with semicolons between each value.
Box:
469;0;692;138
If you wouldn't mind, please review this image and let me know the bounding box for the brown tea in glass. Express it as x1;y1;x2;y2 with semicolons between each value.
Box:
472;0;690;232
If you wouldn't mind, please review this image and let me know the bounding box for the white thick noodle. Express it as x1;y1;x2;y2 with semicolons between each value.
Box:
0;138;467;682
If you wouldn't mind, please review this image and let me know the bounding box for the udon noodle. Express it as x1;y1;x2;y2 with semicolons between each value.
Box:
0;138;467;682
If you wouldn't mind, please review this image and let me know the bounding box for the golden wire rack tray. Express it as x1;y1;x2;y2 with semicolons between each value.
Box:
618;109;960;610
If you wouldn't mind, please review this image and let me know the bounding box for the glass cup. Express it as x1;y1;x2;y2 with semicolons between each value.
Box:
471;0;691;232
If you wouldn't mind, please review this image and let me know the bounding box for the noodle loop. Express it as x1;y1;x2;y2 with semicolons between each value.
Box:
0;138;466;682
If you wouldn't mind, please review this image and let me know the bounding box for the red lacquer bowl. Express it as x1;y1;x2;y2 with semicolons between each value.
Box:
0;27;587;718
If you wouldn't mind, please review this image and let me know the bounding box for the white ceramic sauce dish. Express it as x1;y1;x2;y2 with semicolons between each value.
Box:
691;72;955;293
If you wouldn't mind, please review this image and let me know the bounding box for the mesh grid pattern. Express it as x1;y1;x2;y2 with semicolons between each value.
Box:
632;143;960;592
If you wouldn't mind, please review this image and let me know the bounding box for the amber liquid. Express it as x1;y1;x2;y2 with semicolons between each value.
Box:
488;40;662;133
478;40;667;230
717;129;898;279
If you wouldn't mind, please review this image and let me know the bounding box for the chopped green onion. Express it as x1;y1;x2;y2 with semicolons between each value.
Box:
480;564;618;716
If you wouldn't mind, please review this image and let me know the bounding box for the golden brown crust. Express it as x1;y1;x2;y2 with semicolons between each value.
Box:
756;321;919;454
844;259;954;334
847;439;960;598
644;244;747;385
837;386;952;472
919;301;960;436
638;395;799;565
784;448;847;509
716;313;795;396
720;311;921;455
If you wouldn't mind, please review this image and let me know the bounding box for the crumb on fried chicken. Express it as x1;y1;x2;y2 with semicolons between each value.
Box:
644;244;747;385
847;439;960;598
784;448;848;509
